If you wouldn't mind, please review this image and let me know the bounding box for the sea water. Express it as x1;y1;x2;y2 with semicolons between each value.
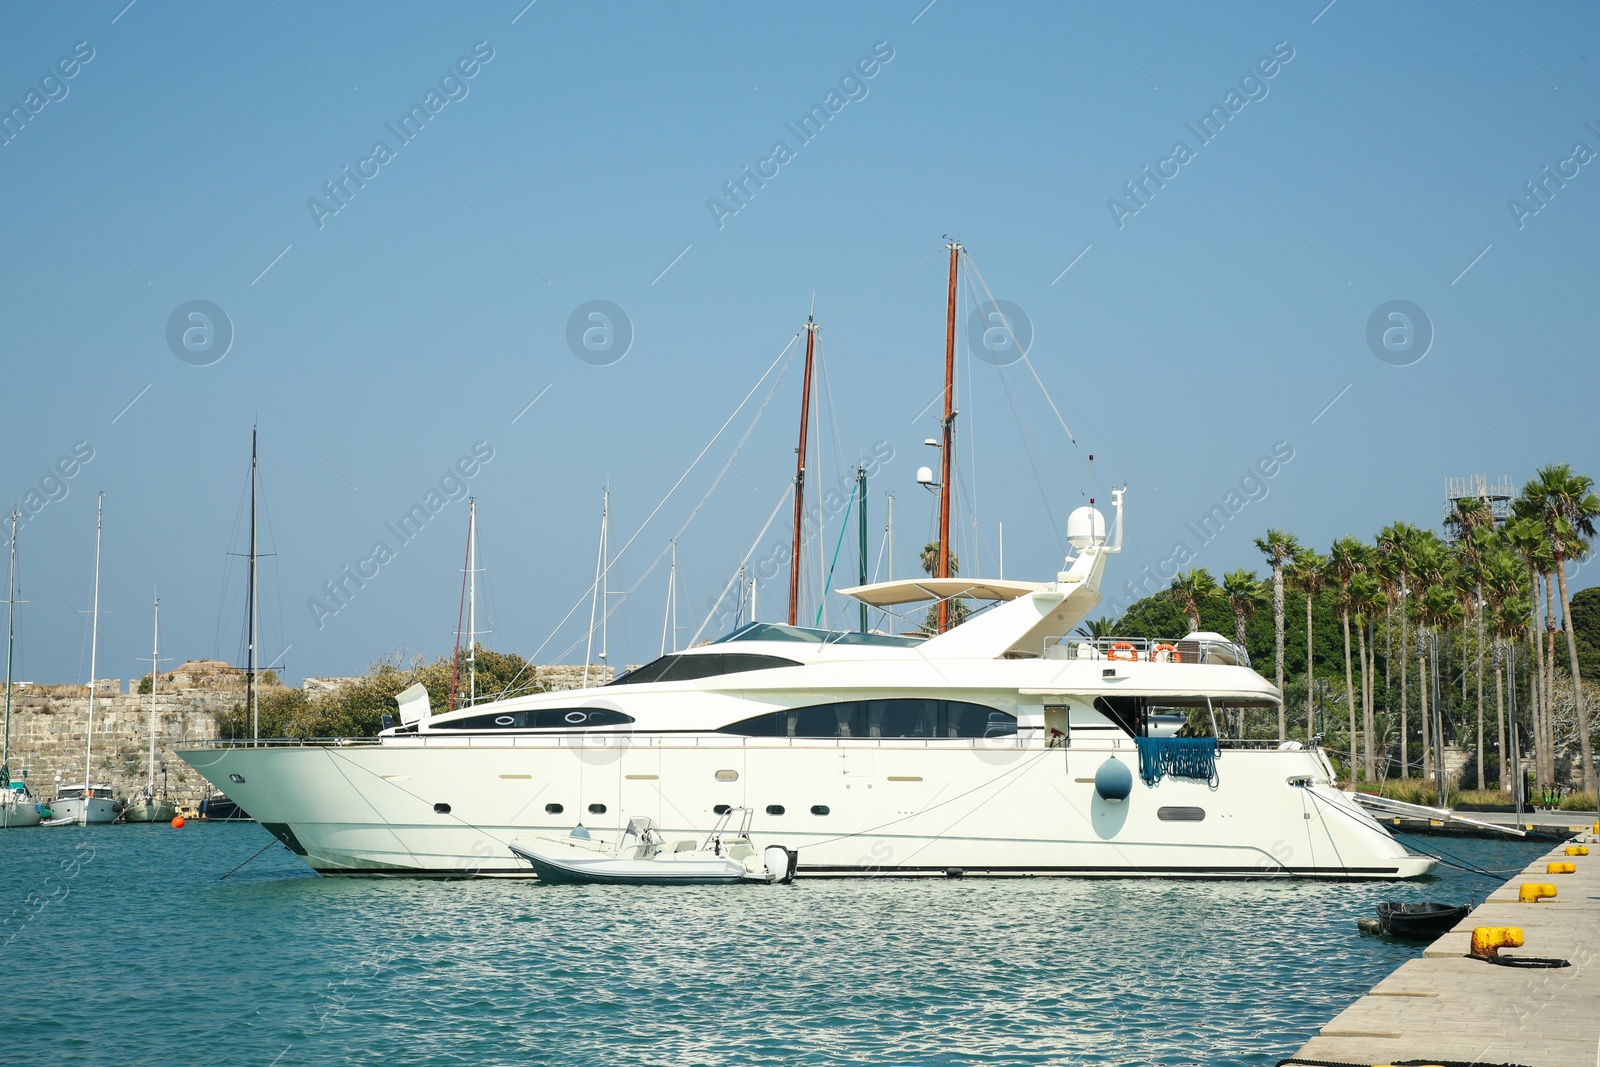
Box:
0;824;1551;1065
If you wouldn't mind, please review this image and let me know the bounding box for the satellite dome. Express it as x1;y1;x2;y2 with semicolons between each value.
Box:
1066;506;1107;551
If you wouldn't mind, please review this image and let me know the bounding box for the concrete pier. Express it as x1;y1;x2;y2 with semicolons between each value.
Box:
1284;829;1600;1067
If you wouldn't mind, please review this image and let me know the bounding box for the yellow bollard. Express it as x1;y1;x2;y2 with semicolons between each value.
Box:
1470;926;1525;959
1566;845;1590;856
1519;883;1558;903
1546;861;1576;874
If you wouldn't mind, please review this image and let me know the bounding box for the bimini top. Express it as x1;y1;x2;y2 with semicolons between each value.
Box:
836;578;1048;607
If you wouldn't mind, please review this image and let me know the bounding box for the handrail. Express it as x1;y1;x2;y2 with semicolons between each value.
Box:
1045;635;1251;668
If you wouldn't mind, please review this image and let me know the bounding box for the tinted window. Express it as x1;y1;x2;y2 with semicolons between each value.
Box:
432;708;635;730
810;805;830;816
720;699;1016;739
545;803;564;815
609;653;802;686
588;803;607;815
766;805;785;816
713;804;732;815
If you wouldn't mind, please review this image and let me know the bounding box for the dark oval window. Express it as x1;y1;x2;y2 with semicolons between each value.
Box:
494;715;515;726
588;803;607;815
545;803;564;815
564;711;587;724
713;804;732;815
810;805;830;816
228;773;245;784
433;802;451;815
765;805;785;816
1157;806;1206;822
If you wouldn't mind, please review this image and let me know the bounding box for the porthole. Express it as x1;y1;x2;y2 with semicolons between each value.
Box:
766;804;785;816
564;711;587;724
494;715;515;726
1156;806;1205;822
588;803;607;815
545;803;564;815
713;804;732;815
715;769;738;782
229;773;245;784
433;802;451;815
810;805;830;816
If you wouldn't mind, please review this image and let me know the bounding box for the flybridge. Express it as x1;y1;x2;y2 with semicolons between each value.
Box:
838;488;1126;659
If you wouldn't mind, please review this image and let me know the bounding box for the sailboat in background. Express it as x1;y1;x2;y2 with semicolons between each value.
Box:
124;597;175;823
2;508;43;828
46;493;117;826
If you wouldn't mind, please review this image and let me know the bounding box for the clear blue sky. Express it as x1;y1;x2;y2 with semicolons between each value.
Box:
2;1;1595;686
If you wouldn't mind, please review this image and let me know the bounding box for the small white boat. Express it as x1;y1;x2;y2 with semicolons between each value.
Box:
1;781;44;828
510;809;797;886
47;782;117;826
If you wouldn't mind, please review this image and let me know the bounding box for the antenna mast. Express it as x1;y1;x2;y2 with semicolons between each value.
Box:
789;314;818;626
146;598;161;797
937;241;961;633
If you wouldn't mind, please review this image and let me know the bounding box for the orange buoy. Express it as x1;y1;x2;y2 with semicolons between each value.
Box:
171;815;186;828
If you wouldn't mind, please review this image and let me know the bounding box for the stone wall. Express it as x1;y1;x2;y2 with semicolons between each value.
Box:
3;678;240;806
3;662;618;803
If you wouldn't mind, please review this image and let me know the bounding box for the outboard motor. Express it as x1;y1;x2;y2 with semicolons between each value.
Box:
763;845;799;884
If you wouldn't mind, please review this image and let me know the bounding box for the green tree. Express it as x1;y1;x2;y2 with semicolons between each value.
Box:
1523;464;1599;789
1254;529;1302;742
1287;548;1327;739
1169;568;1222;635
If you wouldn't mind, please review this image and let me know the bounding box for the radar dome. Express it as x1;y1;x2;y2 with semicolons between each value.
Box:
1066;506;1107;551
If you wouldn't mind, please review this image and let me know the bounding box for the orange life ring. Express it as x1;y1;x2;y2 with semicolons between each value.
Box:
1107;641;1138;662
1152;643;1182;663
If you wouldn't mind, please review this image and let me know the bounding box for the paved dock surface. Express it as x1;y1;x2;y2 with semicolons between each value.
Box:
1284;829;1600;1067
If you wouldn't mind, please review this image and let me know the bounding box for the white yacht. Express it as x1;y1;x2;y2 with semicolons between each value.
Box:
177;491;1434;880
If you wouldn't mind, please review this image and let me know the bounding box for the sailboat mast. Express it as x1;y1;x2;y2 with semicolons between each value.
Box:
937;242;961;633
3;509;18;789
662;540;677;656
83;492;103;817
247;426;259;743
789;316;818;626
857;466;868;633
600;487;609;673
147;599;159;795
467;497;477;707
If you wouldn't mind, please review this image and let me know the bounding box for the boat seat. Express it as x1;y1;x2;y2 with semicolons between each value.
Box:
672;840;697;853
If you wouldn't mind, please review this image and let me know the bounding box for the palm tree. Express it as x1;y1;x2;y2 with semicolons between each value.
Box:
1377;522;1422;777
1415;583;1463;792
1524;464;1599;790
1406;534;1453;779
1221;568;1267;653
1329;537;1366;771
1351;573;1384;780
1447;497;1496;788
1506;512;1556;787
1075;617;1117;641
1169;568;1221;635
1254;529;1302;742
1287;548;1327;739
1481;548;1526;786
918;542;967;632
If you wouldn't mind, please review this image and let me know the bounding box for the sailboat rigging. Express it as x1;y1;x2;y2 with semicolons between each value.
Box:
2;508;42;828
47;493;116;826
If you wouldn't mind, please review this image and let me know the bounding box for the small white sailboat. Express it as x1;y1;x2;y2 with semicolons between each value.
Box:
2;508;42;829
509;808;798;885
123;597;175;823
48;493;117;826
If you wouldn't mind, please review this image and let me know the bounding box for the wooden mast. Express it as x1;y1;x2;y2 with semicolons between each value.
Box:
788;315;818;626
937;242;961;633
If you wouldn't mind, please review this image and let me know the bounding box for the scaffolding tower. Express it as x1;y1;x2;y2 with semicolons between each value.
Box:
1443;474;1514;534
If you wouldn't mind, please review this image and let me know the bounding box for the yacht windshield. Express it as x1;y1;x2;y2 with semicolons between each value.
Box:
714;622;924;649
607;652;802;686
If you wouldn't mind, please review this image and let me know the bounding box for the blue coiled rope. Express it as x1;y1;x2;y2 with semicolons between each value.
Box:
1134;737;1219;785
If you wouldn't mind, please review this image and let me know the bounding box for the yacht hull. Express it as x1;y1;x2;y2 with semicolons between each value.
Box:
179;738;1434;880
